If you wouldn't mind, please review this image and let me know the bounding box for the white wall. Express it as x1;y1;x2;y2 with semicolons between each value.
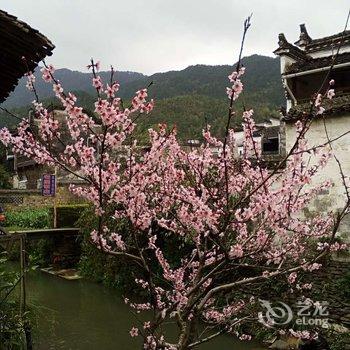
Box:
285;115;350;237
280;55;297;75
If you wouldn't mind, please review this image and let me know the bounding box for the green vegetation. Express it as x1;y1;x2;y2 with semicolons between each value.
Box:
0;253;27;349
4;209;50;230
48;204;89;228
135;94;229;141
77;207;140;290
77;207;194;293
3;208;50;262
4;204;89;230
28;239;54;267
0;164;11;189
4;205;86;266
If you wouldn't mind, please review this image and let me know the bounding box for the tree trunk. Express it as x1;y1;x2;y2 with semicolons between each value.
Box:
177;318;196;350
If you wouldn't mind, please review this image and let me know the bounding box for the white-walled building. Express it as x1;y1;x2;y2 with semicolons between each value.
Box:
274;25;350;235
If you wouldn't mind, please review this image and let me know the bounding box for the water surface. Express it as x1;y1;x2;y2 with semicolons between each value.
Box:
27;270;265;350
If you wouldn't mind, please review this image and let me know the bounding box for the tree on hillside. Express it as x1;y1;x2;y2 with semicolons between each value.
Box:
0;18;349;349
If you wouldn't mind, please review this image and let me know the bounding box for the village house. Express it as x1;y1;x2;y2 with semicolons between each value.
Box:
233;116;281;157
274;24;350;234
181;117;281;162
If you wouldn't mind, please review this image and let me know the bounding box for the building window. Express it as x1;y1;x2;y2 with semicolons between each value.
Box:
262;137;279;154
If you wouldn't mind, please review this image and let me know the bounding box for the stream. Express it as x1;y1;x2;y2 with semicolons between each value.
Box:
25;269;265;350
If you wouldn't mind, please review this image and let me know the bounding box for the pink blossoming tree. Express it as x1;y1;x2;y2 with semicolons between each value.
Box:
1;18;349;349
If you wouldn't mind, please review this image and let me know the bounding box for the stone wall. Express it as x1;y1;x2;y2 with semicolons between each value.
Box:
257;259;350;328
0;186;85;211
16;163;45;189
304;259;350;327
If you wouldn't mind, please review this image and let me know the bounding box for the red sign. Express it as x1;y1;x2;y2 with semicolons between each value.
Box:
42;174;56;196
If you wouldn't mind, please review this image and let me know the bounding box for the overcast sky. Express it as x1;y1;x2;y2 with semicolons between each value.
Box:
2;0;349;75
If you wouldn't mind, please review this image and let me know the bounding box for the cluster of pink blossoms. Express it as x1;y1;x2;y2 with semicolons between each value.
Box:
226;67;245;100
24;71;36;91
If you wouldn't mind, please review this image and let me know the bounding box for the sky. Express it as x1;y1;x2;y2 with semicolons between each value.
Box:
2;0;349;75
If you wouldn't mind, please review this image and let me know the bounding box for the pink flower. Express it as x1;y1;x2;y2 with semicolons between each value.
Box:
305;263;322;272
287;272;297;284
229;244;244;258
226;79;243;100
105;83;120;98
239;334;252;341
87;60;100;71
317;106;325;115
143;321;151;329
315;94;322;107
129;327;139;337
25;72;35;91
92;76;103;91
110;233;126;251
301;283;312;290
53;83;63;95
262;271;271;278
327;89;335;99
41;65;55;82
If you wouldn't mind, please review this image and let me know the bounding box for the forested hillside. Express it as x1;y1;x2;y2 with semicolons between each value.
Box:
0;54;284;140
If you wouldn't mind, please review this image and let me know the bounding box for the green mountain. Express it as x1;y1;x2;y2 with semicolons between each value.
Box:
0;54;284;140
1;69;145;109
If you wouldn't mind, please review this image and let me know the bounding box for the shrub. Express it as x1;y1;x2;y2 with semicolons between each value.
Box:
77;207;139;290
4;208;49;229
77;207;194;294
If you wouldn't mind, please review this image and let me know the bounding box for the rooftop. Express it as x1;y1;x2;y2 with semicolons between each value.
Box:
274;24;350;74
0;10;55;103
304;29;350;53
284;94;350;122
286;52;350;74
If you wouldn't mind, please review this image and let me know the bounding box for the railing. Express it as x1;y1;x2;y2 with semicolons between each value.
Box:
8;228;80;240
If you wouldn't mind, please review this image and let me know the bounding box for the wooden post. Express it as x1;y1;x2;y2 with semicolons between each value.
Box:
19;235;25;316
13;153;19;189
53;167;58;228
19;235;33;350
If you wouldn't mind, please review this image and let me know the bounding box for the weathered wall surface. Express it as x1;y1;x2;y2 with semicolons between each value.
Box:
285;113;350;239
0;186;85;210
16;164;45;189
